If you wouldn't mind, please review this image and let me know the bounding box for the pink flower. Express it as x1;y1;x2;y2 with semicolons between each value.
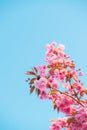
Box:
57;117;67;127
73;82;83;91
57;44;65;51
63;83;70;89
48;77;58;89
69;107;87;130
55;94;74;115
79;72;83;76
50;122;61;130
40;91;52;100
50;117;67;130
51;81;58;89
34;77;47;91
53;69;67;81
48;77;54;83
45;42;65;64
54;69;59;78
37;65;47;77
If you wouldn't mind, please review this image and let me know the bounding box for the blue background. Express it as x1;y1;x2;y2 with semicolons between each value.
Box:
0;0;87;130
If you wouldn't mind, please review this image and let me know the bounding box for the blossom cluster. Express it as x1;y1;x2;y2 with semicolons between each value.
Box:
26;42;87;130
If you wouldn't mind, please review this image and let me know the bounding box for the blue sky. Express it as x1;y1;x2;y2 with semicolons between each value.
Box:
0;0;87;130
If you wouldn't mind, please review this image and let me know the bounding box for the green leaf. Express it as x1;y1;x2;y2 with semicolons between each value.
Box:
49;89;58;95
30;86;35;94
36;88;40;96
26;71;35;75
29;78;36;84
33;67;38;73
53;105;57;110
57;107;59;113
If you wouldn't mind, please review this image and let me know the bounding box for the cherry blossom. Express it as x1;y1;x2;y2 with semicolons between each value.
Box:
26;42;87;130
